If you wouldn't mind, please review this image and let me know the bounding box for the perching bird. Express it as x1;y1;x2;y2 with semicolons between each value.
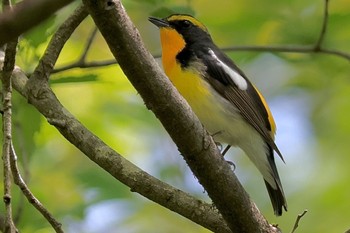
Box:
149;14;287;216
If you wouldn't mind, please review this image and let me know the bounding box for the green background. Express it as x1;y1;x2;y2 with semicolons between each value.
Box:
1;0;350;232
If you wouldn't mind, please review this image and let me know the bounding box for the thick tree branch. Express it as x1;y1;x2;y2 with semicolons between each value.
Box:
8;65;231;233
83;1;277;232
0;0;75;46
0;5;231;232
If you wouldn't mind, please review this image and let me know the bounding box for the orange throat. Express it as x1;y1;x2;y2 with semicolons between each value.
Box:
159;28;186;74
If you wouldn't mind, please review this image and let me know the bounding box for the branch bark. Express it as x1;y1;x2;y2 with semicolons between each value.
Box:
52;0;348;75
0;5;231;232
1;1;18;231
9;143;64;233
82;0;277;232
8;65;231;233
1;43;17;233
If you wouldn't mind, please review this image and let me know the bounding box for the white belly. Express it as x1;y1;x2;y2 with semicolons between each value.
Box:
187;83;276;187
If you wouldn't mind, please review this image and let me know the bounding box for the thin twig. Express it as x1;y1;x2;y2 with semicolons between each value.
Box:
30;4;88;81
52;43;350;74
9;143;64;233
290;209;308;233
51;0;347;75
314;0;329;50
221;45;350;61
1;43;17;233
79;26;98;63
1;1;18;231
13;123;31;224
52;26;99;73
52;59;117;73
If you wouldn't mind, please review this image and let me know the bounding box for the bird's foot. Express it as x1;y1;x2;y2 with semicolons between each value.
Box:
226;159;236;171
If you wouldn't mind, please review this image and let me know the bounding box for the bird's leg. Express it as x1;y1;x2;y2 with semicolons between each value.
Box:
222;145;231;156
211;133;236;170
221;145;236;170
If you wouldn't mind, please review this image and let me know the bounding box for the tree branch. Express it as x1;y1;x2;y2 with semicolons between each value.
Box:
52;41;350;74
83;0;277;232
0;0;76;46
221;45;350;61
0;4;232;232
8;64;231;233
1;45;17;233
9;143;64;233
52;59;117;73
314;0;329;50
79;26;98;63
51;0;347;75
290;210;308;233
1;1;18;231
51;26;101;73
30;4;88;82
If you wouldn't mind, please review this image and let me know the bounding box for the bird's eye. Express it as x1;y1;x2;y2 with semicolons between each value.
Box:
182;20;191;28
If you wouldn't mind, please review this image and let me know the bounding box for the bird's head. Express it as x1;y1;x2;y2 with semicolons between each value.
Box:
149;14;212;55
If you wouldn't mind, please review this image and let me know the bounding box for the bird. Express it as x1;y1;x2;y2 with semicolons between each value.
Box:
149;14;287;216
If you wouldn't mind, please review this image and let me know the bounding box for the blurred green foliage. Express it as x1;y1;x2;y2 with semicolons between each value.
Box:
1;0;350;232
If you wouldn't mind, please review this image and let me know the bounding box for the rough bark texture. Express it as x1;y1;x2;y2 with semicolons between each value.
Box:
8;67;229;232
82;1;277;232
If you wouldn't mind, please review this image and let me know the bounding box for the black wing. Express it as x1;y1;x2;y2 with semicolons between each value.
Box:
196;47;284;161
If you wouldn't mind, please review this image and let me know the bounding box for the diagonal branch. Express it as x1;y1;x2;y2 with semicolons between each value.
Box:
51;26;100;73
82;0;277;232
9;143;64;233
79;26;98;63
2;4;231;233
314;0;329;50
30;4;88;82
9;64;231;233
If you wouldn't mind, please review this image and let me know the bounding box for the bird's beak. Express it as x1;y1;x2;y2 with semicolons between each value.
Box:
148;17;170;28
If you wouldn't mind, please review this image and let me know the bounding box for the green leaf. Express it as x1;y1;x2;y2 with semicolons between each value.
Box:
50;74;99;84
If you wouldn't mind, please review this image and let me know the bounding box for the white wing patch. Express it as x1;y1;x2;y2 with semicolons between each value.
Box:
208;49;248;90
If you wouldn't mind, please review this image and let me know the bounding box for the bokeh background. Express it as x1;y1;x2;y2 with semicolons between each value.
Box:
1;0;350;232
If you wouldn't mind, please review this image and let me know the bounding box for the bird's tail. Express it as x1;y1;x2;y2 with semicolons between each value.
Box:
264;179;287;216
240;140;287;215
265;146;287;216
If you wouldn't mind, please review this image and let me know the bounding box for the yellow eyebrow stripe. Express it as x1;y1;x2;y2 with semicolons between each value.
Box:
166;15;208;32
